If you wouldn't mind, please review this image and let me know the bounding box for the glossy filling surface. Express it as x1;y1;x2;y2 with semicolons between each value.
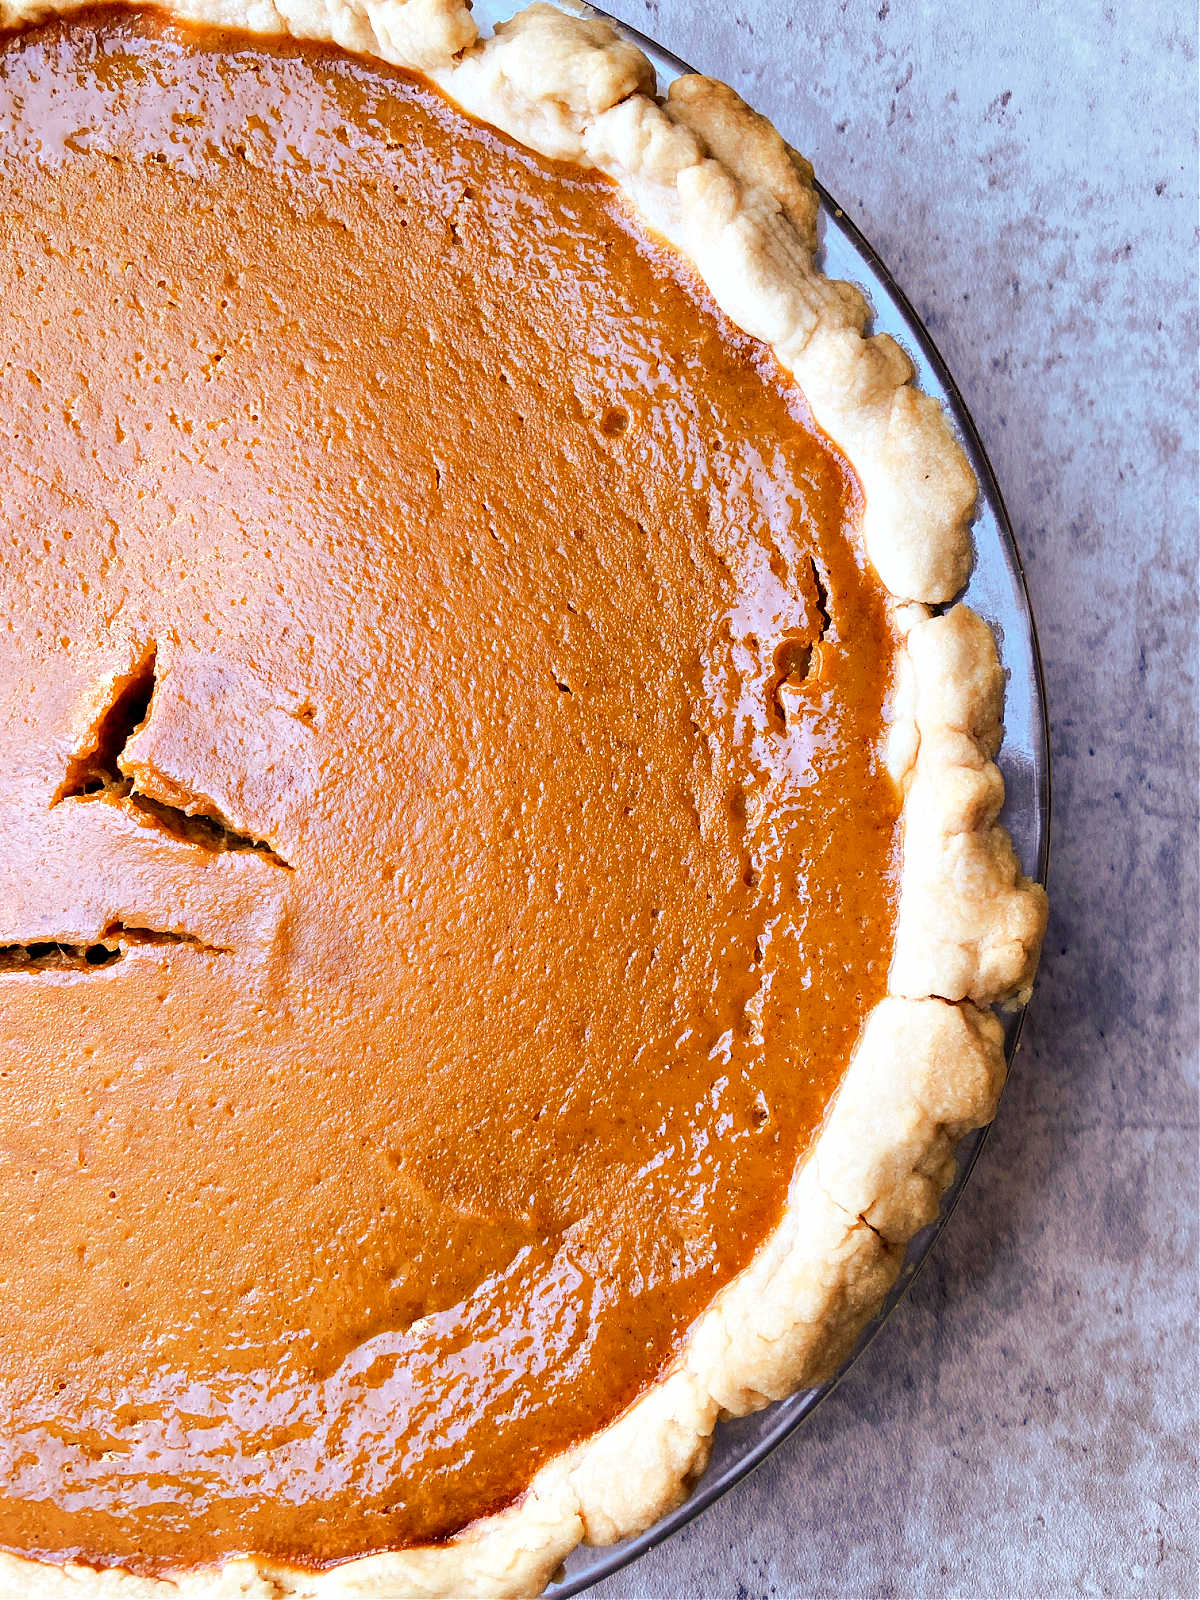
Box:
0;7;901;1573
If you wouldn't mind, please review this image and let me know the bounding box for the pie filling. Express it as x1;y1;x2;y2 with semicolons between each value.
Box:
0;7;901;1573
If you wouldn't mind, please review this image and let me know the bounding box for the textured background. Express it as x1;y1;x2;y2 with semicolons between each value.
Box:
587;2;1200;1597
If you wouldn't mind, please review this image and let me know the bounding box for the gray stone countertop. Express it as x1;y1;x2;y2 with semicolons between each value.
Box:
585;2;1200;1596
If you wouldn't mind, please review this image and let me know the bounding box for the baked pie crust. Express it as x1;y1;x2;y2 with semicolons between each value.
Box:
0;2;1047;1594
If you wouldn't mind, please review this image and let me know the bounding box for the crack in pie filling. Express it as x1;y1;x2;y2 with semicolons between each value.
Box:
0;3;1047;1595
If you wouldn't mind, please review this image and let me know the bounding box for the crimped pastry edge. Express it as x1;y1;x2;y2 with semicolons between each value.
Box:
0;2;1048;1595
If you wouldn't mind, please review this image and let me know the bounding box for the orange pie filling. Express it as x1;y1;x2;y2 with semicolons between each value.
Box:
0;7;902;1574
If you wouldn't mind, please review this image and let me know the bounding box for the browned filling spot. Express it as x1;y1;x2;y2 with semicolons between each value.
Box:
0;940;125;970
0;7;902;1576
56;646;290;865
120;791;290;864
56;649;158;802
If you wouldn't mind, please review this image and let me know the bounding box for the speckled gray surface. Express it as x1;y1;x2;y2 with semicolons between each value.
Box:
586;2;1200;1597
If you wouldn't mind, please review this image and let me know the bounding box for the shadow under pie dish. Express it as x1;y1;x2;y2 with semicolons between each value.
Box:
0;1;1048;1594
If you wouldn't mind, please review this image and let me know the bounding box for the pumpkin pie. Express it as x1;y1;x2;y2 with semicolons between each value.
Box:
0;3;1046;1594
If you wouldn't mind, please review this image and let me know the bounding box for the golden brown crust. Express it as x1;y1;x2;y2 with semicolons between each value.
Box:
665;74;819;252
0;1;1047;1594
889;608;1047;1006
